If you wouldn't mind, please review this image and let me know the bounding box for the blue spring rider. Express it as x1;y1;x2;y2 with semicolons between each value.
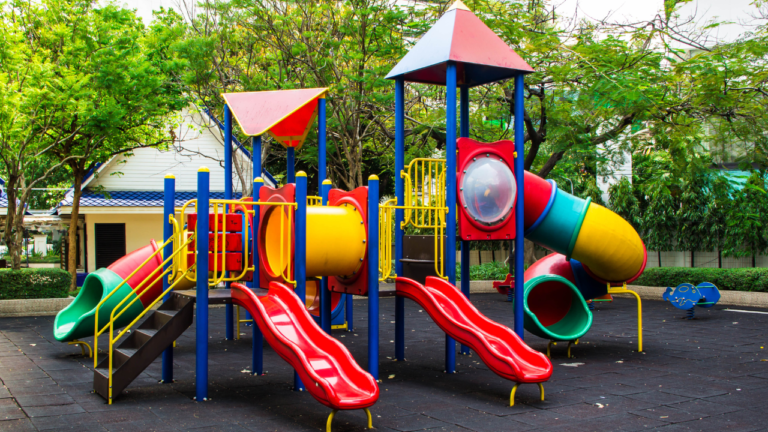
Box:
663;282;721;319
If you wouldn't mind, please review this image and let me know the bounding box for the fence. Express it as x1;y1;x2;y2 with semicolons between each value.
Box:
646;249;768;269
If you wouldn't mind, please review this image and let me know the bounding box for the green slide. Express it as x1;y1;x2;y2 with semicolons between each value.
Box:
54;268;144;342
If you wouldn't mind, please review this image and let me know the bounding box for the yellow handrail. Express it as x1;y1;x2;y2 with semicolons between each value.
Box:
308;196;322;206
105;267;193;404
379;199;396;281
94;234;195;368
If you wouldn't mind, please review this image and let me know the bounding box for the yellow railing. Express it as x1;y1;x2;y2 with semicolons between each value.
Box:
308;196;322;206
377;158;448;279
378;199;396;281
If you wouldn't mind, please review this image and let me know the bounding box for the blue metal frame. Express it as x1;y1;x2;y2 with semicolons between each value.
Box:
320;180;332;334
318;98;327;185
294;172;308;391
459;85;470;356
251;177;264;375
161;174;175;382
445;62;457;373
196;168;210;401
394;78;405;361
346;289;354;332
224;106;234;341
367;175;379;380
513;74;525;338
287;148;296;184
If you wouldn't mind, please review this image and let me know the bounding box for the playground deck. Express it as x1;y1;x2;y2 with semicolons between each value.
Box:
1;294;766;431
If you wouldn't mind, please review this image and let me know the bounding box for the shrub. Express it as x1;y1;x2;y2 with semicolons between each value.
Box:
0;268;71;300
456;261;514;281
635;267;768;292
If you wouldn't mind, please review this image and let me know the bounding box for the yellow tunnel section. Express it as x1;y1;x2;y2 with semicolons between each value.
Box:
262;204;367;278
570;203;645;283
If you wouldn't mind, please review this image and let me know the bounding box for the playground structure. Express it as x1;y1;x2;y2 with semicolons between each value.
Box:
664;282;721;319
52;1;650;430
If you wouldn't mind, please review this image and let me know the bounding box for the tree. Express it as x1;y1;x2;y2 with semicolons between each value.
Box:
724;171;768;267
676;170;709;266
608;178;641;231
701;174;732;267
579;177;606;207
641;186;678;266
9;0;188;287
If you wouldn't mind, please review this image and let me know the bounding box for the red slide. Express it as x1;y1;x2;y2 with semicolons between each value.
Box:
396;277;552;383
230;282;379;410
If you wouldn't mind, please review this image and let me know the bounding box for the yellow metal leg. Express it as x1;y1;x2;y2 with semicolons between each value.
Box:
608;283;643;352
510;383;520;406
547;341;556;358
236;306;241;340
68;340;92;358
567;339;579;358
538;383;545;401
326;409;338;432
364;408;373;429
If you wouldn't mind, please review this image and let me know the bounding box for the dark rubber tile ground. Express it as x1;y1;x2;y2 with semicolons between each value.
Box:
1;293;768;431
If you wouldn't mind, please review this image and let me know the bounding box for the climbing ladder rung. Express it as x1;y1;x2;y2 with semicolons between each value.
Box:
187;252;243;272
187;213;243;232
186;233;244;252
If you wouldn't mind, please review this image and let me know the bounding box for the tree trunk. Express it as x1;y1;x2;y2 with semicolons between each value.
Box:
2;176;24;270
753;253;756;268
67;170;85;291
658;250;662;267
690;250;694;268
718;249;722;268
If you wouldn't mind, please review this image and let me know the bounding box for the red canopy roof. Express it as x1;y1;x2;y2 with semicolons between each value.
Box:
385;1;533;86
222;88;328;149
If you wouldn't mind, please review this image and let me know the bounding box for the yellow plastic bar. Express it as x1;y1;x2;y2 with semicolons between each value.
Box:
308;196;322;206
93;236;174;367
379;199;396;281
607;283;643;352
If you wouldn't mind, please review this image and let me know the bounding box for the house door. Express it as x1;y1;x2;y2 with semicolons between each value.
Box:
95;223;126;269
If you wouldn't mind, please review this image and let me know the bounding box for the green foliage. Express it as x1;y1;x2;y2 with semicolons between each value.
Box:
456;261;511;281
676;171;709;253
641;186;678;253
723;171;768;261
608;178;641;230
701;174;732;252
578;177;606;207
0;269;71;299
636;267;768;293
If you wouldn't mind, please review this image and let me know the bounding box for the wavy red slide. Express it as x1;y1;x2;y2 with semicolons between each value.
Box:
396;277;552;383
230;282;379;410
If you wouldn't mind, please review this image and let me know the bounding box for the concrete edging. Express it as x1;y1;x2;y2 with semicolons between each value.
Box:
0;297;73;317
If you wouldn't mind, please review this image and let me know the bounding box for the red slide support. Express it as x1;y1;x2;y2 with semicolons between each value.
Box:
396;277;552;389
230;282;379;414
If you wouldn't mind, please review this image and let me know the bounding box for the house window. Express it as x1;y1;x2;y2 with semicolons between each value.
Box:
95;223;126;269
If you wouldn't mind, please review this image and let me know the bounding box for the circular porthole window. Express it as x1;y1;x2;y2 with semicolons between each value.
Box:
460;157;516;226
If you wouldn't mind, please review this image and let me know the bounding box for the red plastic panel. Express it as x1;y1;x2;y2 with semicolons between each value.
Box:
107;240;164;308
456;137;516;241
327;186;369;296
231;282;379;409
527;281;572;327
186;252;243;272
187;213;243;233
186;233;243;252
396;276;552;383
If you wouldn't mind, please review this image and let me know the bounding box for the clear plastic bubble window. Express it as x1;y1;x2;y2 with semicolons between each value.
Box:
460;157;516;226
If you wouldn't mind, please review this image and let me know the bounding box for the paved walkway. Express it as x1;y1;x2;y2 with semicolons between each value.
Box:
1;294;767;431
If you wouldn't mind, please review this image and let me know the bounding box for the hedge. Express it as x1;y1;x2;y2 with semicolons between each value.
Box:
0;268;71;300
635;267;768;292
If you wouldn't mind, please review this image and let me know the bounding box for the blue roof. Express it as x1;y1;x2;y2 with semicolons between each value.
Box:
58;191;243;208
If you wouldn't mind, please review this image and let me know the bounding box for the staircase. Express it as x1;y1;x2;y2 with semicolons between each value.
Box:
94;293;193;402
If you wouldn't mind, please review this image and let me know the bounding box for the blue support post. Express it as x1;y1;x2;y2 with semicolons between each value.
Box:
294;172;308;391
320;179;332;334
318;98;327;185
287;147;295;184
459;86;470;356
251;177;264;375
394;78;406;361
161;174;175;383
368;175;379;380
445;63;457;373
514;74;526;339
346;288;354;332
224;106;234;341
195;167;210;401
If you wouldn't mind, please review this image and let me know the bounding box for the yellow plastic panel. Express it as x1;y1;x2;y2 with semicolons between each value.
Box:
571;204;645;282
306;206;366;277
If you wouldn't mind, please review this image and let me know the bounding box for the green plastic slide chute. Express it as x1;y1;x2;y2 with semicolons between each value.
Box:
516;274;593;342
53;268;144;342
